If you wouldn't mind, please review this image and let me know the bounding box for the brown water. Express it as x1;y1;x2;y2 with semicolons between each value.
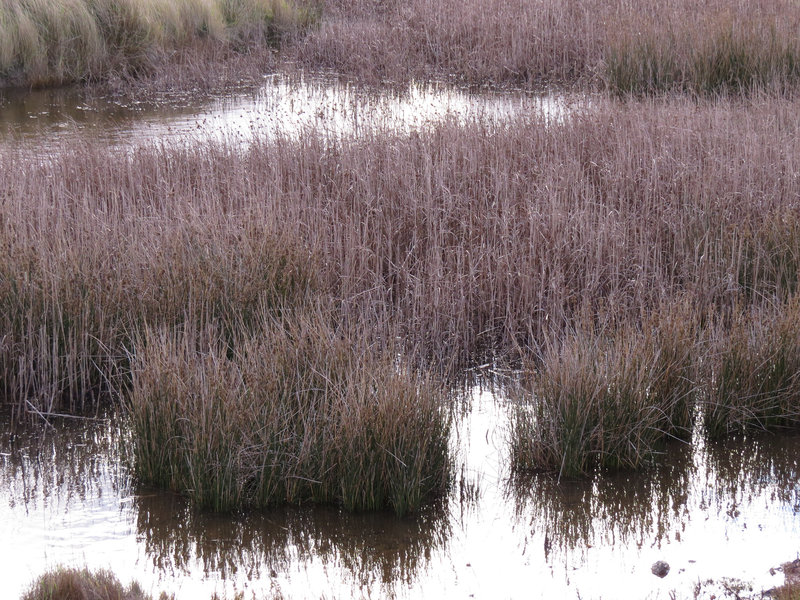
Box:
2;385;799;600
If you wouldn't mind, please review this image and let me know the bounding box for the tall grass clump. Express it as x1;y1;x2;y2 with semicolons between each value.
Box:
703;299;800;438
0;0;312;87
20;567;170;600
604;7;800;95
510;305;698;477
127;308;451;515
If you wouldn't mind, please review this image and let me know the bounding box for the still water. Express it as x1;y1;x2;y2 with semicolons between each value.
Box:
0;74;797;599
1;385;799;599
0;73;569;147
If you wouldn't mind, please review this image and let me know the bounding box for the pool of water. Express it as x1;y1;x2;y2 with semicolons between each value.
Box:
2;385;798;600
0;73;569;148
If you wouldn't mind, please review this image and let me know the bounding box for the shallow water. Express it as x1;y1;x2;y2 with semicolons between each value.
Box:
0;74;568;148
2;386;799;600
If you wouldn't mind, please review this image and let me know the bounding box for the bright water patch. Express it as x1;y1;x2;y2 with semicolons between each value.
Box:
0;74;570;148
2;388;798;600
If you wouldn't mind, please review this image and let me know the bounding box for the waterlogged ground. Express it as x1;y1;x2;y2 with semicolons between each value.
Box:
0;73;569;148
1;75;799;599
1;387;799;600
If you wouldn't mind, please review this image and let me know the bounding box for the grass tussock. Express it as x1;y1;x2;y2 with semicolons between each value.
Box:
0;0;314;87
703;299;800;438
128;309;451;515
20;567;172;600
510;303;699;477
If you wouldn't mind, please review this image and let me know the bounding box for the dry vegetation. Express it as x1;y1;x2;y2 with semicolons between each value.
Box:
289;0;800;94
2;92;800;479
20;567;171;600
0;0;315;88
4;0;800;95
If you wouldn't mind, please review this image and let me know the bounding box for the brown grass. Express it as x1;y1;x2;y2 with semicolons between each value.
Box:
288;0;800;94
3;96;800;404
20;567;172;600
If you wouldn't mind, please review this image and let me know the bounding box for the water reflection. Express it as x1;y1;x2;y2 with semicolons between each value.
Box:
510;441;696;560
1;394;799;599
0;74;567;148
133;491;450;591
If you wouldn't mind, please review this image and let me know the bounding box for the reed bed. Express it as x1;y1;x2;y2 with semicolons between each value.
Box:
289;0;800;94
3;95;800;481
0;0;313;87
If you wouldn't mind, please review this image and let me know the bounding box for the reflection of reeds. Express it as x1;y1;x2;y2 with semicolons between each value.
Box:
0;0;313;87
133;488;451;589
509;439;695;557
509;430;800;557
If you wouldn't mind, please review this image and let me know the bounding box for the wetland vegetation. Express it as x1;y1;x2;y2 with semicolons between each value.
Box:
3;0;800;598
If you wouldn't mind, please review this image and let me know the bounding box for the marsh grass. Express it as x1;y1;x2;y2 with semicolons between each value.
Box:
4;96;800;484
510;304;699;477
0;217;316;416
20;567;171;600
287;0;800;95
128;308;451;515
0;0;313;87
703;299;800;438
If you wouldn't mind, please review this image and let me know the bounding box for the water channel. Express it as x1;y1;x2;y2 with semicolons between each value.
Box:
1;74;798;599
